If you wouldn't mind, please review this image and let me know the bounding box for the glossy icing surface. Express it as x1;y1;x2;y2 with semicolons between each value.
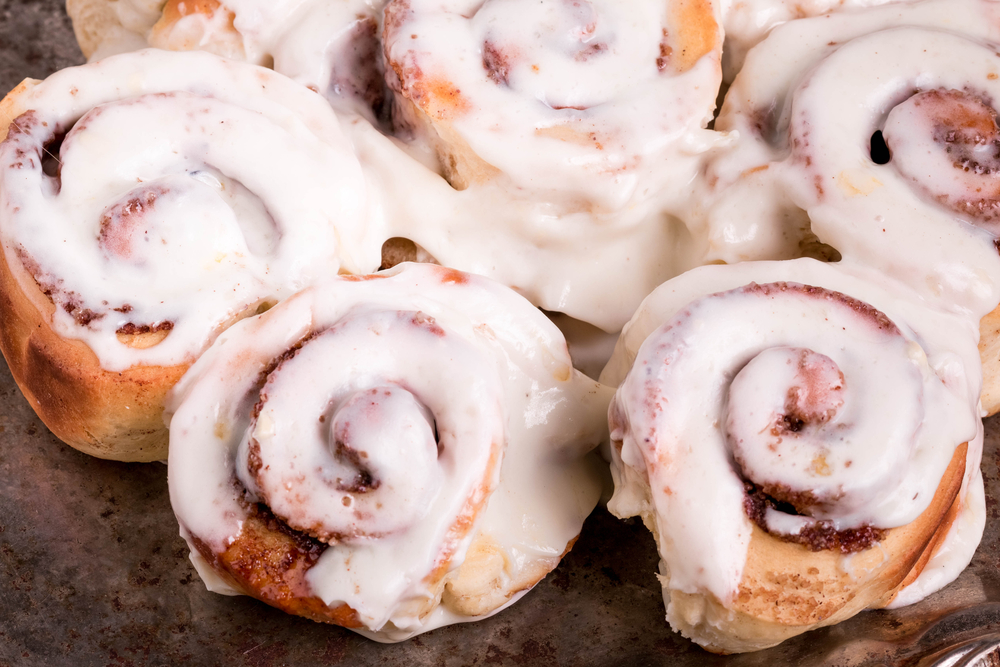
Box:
384;0;726;212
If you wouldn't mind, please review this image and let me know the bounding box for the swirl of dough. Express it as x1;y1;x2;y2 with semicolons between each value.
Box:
167;262;612;640
601;259;983;653
0;49;377;459
696;0;1000;319
882;88;1000;227
382;0;724;210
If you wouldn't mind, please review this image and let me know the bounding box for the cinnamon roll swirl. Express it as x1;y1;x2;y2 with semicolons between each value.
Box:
602;259;985;653
383;0;725;211
0;49;377;460
166;262;612;640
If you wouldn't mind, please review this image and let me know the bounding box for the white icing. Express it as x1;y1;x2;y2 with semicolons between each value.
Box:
41;0;998;636
166;263;612;639
0;49;379;371
602;259;981;607
142;0;390;122
763;507;810;536
728;340;924;525
71;3;725;334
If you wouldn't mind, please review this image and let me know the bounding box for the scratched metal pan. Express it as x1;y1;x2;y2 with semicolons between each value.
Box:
3;2;1000;665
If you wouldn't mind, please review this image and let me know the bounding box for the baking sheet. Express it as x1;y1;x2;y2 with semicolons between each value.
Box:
3;2;1000;664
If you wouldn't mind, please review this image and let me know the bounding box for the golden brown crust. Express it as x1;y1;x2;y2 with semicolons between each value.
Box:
667;0;719;73
885;476;962;603
192;505;364;628
979;300;1000;416
385;60;500;191
0;82;187;461
441;531;573;617
669;441;968;653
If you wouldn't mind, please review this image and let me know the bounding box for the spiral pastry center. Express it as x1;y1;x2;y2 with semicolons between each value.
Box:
327;387;438;496
235;307;505;545
884;88;1000;228
620;282;928;541
727;347;848;513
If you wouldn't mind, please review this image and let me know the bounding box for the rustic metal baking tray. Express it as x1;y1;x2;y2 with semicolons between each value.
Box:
4;2;1000;664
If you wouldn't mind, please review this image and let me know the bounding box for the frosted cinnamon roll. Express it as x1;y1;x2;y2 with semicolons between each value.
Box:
601;259;984;653
67;0;390;123
696;1;1000;360
382;0;725;211
0;49;377;460
166;262;612;640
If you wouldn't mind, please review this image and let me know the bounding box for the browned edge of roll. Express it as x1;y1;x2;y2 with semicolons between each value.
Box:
669;440;967;654
0;80;188;461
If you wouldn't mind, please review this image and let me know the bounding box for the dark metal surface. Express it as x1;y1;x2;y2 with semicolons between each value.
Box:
3;2;1000;665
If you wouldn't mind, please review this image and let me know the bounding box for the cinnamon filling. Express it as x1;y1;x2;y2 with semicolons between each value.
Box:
884;88;1000;226
97;187;167;261
483;40;511;86
742;282;900;335
743;482;885;554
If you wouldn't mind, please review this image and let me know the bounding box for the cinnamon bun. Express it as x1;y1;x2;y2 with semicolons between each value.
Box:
166;262;612;640
602;259;984;653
